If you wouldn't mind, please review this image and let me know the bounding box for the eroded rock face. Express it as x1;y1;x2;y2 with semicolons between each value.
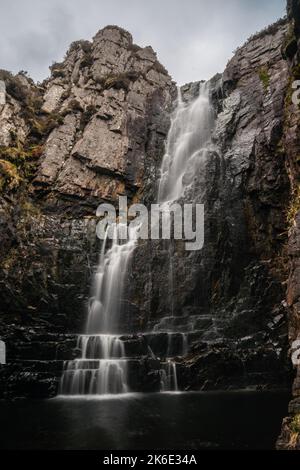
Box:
0;73;33;148
0;99;27;148
277;0;300;450
33;26;175;207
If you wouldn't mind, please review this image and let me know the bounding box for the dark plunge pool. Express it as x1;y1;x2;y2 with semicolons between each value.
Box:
0;390;289;450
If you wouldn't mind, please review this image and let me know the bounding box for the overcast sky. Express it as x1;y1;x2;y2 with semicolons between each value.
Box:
0;0;286;85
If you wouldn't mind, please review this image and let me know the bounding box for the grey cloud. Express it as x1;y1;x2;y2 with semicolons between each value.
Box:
0;0;286;84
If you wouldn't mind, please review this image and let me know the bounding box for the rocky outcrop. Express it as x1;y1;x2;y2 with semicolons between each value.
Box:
33;26;174;208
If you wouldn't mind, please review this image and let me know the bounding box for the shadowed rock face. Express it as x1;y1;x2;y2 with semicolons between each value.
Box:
125;18;292;392
276;0;300;451
0;8;298;433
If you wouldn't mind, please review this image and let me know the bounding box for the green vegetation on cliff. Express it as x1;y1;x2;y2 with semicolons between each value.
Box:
258;67;270;90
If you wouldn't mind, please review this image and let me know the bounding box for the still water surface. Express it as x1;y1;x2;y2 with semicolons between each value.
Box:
0;390;289;450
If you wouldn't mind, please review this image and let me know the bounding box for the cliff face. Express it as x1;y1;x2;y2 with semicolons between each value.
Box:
126;18;293;391
0;7;298;439
277;0;300;451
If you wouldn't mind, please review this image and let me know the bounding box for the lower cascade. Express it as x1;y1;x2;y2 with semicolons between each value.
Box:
59;225;135;396
59;335;129;395
59;83;212;396
160;361;179;392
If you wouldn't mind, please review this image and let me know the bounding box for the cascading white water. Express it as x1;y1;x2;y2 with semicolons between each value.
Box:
158;82;214;204
157;82;214;391
166;333;188;358
59;225;137;396
79;334;125;359
160;360;178;392
59;82;214;396
87;224;137;334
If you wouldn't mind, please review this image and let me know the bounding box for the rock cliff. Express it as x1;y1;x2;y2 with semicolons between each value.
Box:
276;0;300;450
127;17;292;393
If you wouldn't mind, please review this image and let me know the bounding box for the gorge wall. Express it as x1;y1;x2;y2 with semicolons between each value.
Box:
129;16;292;394
277;0;300;450
0;1;299;449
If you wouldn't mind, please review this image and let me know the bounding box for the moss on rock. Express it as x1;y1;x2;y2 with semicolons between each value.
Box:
258;67;270;90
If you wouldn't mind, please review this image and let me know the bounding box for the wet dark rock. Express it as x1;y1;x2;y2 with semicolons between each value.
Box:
276;0;300;450
127;358;161;392
120;335;149;357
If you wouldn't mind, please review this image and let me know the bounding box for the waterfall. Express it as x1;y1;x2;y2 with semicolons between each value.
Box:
160;361;179;392
78;334;125;359
156;82;214;390
158;82;214;204
166;333;188;357
87;224;137;334
59;225;137;396
59;82;214;396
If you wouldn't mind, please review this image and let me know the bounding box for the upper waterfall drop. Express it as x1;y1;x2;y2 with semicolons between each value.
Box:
158;82;215;203
154;81;215;392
